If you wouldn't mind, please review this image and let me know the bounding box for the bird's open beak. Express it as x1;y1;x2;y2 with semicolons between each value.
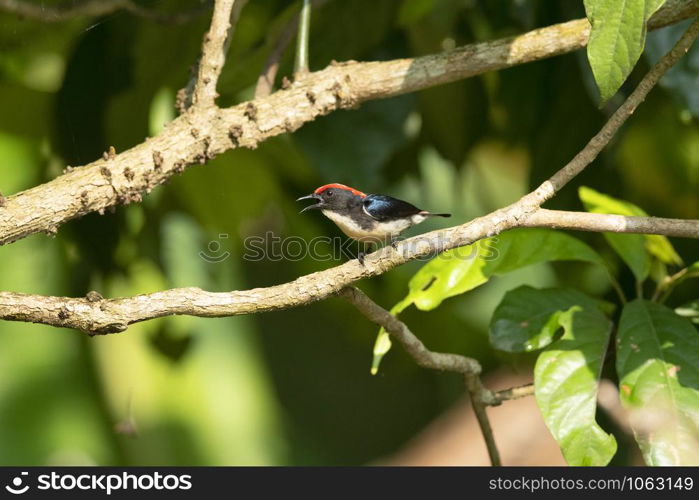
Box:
296;193;323;213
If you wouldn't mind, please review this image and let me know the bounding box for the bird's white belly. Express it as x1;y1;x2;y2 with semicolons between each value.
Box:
321;210;426;243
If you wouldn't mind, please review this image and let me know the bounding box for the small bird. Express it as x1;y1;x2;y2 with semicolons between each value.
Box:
297;183;450;262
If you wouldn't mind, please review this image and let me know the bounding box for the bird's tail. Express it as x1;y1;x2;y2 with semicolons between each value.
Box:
420;211;451;217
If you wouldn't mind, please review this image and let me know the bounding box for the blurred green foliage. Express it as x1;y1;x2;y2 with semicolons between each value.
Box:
0;0;697;465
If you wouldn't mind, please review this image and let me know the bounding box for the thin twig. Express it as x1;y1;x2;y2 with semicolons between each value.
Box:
339;287;482;374
521;209;699;239
294;0;312;76
491;383;535;404
606;268;628;304
255;0;330;98
465;375;501;466
652;266;699;302
339;287;502;465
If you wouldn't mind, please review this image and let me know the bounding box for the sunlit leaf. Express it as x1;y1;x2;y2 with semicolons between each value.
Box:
490;286;601;352
372;229;603;372
579;186;682;282
535;306;616;465
675;299;699;324
617;300;699;465
404;228;603;312
584;0;667;102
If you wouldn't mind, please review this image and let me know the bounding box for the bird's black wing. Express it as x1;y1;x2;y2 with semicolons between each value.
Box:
362;194;422;221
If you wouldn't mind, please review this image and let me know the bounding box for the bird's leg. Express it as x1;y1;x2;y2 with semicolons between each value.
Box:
357;241;375;266
390;235;403;250
357;241;366;266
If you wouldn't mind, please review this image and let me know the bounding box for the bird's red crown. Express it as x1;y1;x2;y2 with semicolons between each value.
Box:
314;183;366;198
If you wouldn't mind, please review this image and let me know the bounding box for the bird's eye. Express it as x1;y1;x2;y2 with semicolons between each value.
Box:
326;189;333;196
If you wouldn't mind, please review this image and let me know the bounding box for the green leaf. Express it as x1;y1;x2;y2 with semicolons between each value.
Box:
490;286;601;352
605;232;651;282
371;327;393;375
407;228;603;312
579;186;682;281
371;229;603;372
617;300;699;465
370;296;412;375
535;306;616;465
584;0;667;103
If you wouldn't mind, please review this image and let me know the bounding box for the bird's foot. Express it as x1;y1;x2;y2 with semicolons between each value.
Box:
390;237;403;251
358;252;366;266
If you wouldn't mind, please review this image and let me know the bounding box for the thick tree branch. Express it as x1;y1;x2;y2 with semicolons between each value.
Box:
1;207;697;334
192;0;247;108
339;287;481;375
465;374;501;466
521;210;699;238
339;286;502;465
0;1;696;247
0;0;212;24
1;14;698;332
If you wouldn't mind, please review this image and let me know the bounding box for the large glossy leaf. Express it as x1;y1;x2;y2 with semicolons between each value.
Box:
535;306;616;465
579;186;682;282
489;286;601;353
617;300;699;465
584;0;666;103
371;229;604;373
405;228;603;313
